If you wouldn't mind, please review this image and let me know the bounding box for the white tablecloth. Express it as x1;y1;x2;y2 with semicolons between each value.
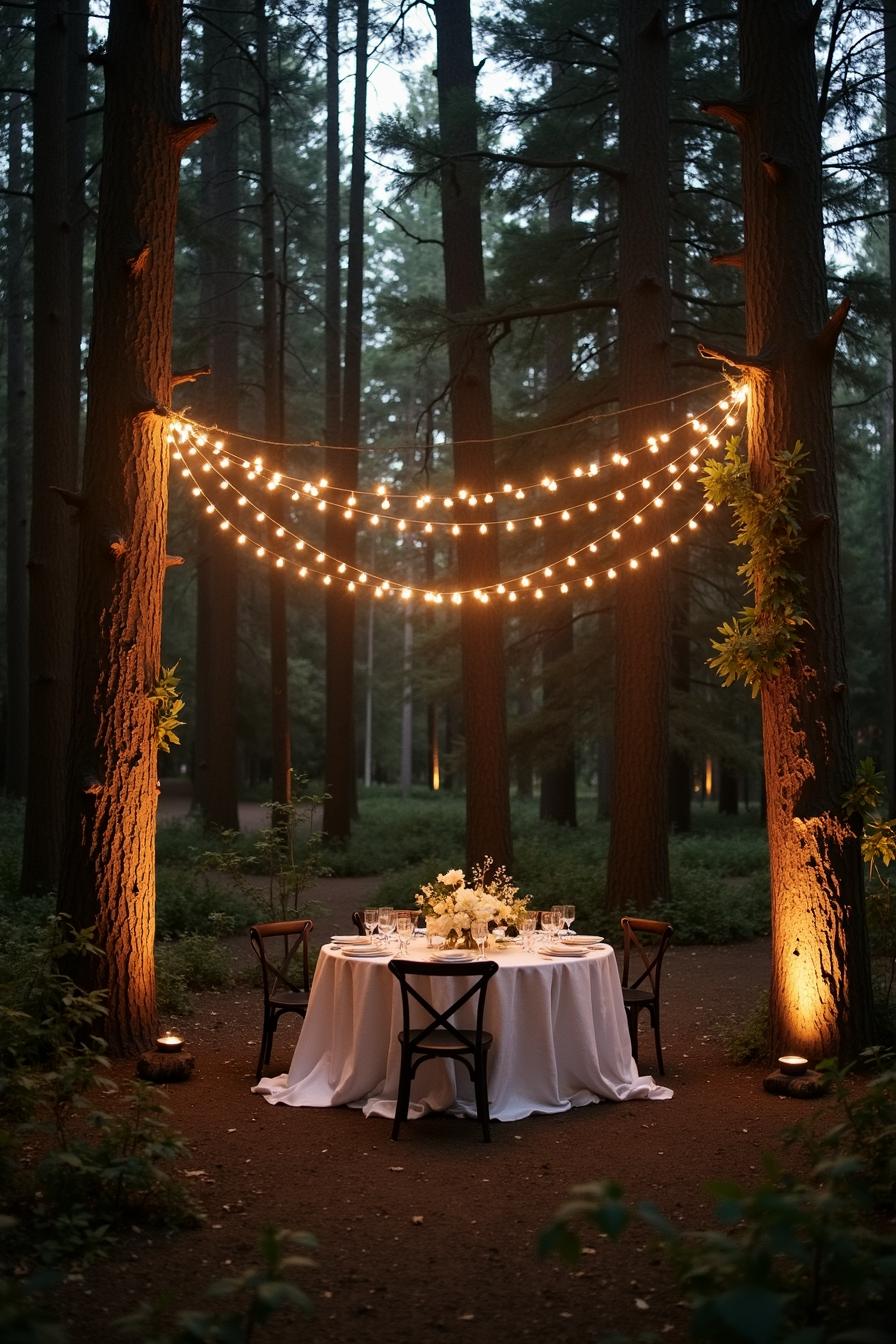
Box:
253;942;672;1122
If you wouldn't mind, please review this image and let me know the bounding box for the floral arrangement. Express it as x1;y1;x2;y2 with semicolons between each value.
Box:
414;859;531;938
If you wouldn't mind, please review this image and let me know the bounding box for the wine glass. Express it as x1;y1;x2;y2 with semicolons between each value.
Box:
396;912;413;953
377;907;396;947
363;907;378;941
551;905;565;939
562;904;575;937
471;919;488;960
520;915;536;951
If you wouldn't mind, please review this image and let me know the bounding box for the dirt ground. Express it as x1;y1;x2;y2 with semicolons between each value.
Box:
60;879;808;1343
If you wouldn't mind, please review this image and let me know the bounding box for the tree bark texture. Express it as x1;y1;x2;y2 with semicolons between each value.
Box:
539;118;577;827
257;0;291;811
22;0;79;890
606;0;672;910
197;1;241;831
668;550;692;832
57;0;193;1054
719;0;873;1060
5;96;29;797
885;0;896;808
435;0;512;871
323;0;367;842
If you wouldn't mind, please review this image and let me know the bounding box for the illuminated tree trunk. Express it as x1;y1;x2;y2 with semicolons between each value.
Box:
434;0;512;870
5;96;28;797
885;0;896;809
703;0;873;1061
22;0;78;890
606;0;672;910
57;0;212;1054
323;0;366;843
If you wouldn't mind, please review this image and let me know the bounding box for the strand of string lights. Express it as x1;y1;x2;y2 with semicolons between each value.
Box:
172;384;743;510
170;390;745;602
175;376;731;457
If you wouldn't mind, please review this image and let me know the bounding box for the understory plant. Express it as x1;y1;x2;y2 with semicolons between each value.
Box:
541;1050;896;1343
843;759;896;1026
0;918;200;1275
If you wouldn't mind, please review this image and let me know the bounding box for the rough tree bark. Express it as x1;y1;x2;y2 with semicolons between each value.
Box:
22;0;78;890
703;0;873;1060
885;0;896;809
196;0;241;831
5;96;29;797
434;0;512;870
57;0;212;1054
323;0;367;843
606;0;672;909
257;0;291;813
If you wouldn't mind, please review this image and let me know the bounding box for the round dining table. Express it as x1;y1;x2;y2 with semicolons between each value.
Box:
252;939;672;1122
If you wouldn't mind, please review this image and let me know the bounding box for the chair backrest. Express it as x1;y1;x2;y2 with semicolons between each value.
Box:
388;959;498;1052
249;919;313;1001
620;917;672;997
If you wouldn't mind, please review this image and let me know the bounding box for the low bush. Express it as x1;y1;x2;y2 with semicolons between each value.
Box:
155;933;234;1015
721;990;770;1063
541;1050;896;1343
155;866;260;939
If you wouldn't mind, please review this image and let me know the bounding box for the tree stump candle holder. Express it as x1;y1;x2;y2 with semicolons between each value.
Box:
136;1037;195;1084
763;1059;828;1100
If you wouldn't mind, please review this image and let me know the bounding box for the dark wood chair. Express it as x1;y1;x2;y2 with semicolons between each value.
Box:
249;919;314;1081
620;917;673;1076
387;959;498;1142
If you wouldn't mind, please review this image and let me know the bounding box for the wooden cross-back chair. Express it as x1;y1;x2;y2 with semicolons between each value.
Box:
620;917;673;1076
249;919;313;1081
387;959;498;1142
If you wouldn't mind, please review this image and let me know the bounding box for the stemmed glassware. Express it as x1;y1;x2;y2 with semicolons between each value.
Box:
377;907;396;947
471;919;488;960
543;909;560;941
562;904;575;937
363;907;378;941
395;912;414;953
520;915;536;951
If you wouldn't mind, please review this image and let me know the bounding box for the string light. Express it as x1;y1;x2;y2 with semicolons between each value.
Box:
170;387;744;602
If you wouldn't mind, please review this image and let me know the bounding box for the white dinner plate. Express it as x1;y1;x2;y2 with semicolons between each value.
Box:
331;935;372;946
538;946;592;959
339;946;392;958
430;950;478;963
560;935;604;946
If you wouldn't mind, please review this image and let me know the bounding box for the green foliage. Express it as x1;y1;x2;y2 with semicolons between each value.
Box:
843;761;896;1020
722;991;770;1064
703;437;810;695
154;864;260;940
155;934;234;1016
119;1226;316;1343
0;919;200;1275
541;1052;896;1342
150;663;186;755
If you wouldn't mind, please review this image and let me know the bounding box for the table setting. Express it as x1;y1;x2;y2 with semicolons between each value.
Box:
253;865;673;1121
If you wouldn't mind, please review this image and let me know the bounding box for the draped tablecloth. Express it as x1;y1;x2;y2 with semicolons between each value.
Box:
252;942;672;1122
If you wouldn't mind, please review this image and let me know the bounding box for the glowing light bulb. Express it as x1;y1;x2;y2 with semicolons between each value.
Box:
588;501;598;513
561;510;571;522
219;519;230;530
611;529;621;541
608;568;617;580
323;575;332;586
615;490;625;502
276;557;284;568
479;523;488;535
295;540;305;551
256;546;265;558
535;588;544;600
452;524;461;537
316;551;325;563
629;558;638;570
543;566;553;578
237;534;246;545
585;575;594;588
534;516;543;528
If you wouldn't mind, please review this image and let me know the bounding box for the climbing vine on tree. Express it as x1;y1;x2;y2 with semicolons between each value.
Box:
150;663;185;755
702;436;809;696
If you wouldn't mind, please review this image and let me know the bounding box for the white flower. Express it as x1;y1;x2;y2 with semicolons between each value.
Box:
437;868;465;888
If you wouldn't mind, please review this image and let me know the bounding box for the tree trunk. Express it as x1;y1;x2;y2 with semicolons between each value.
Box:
539;117;577;827
5;96;29;797
197;1;241;831
67;1;88;463
606;0;672;910
886;0;896;809
22;0;78;891
668;548;692;832
399;609;413;794
707;0;873;1060
323;0;366;843
57;0;204;1054
257;0;291;813
434;0;512;870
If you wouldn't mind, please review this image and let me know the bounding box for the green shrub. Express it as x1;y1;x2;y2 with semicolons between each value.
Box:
156;934;233;1000
541;1051;896;1343
721;991;770;1063
155;865;259;939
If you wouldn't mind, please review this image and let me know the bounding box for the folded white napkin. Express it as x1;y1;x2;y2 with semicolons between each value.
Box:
539;945;591;958
340;946;391;957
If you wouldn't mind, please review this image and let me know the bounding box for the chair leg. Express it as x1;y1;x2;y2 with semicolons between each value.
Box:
255;1025;270;1082
473;1050;491;1143
263;1014;275;1066
626;1006;640;1067
652;1006;665;1076
392;1049;413;1141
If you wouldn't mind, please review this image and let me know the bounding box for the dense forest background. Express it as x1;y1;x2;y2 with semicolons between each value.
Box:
0;0;890;843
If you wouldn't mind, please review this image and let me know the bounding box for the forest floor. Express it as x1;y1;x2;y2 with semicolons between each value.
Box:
60;879;804;1344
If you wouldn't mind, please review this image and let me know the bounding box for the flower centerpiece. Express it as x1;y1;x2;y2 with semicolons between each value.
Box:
414;859;531;950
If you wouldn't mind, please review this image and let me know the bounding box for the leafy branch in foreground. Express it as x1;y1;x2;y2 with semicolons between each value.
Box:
149;663;186;754
540;1051;896;1344
702;437;809;696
